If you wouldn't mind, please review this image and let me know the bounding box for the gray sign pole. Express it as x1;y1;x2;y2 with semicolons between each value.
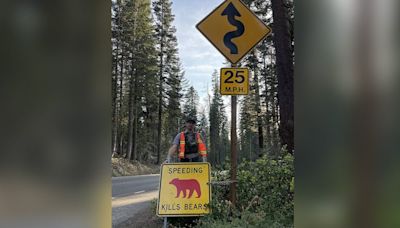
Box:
163;217;168;228
230;63;238;207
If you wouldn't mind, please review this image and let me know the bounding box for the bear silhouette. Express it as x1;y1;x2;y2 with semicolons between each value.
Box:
169;178;201;198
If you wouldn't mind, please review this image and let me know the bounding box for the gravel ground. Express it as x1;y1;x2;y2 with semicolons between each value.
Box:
116;206;163;228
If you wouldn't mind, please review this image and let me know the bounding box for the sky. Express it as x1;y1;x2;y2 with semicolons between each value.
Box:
171;0;230;115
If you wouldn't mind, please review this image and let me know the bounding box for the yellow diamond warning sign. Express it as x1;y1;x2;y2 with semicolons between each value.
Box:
157;163;211;217
196;0;271;64
220;68;249;95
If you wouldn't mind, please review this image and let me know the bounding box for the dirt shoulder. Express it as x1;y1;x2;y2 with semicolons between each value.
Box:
112;157;160;177
116;205;163;228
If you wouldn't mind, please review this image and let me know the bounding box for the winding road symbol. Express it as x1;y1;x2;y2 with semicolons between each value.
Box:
196;0;271;64
221;2;245;54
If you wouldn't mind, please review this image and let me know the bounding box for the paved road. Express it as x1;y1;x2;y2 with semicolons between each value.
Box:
112;174;160;197
112;174;160;227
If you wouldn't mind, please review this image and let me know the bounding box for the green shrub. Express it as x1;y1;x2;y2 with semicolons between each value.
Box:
197;152;294;227
150;198;158;214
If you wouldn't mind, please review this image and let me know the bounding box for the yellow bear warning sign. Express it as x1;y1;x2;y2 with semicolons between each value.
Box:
157;163;211;217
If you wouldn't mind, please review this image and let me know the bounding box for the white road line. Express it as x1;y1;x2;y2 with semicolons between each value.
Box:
113;189;156;198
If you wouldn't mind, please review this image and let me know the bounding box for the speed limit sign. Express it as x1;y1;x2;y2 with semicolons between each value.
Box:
220;68;249;95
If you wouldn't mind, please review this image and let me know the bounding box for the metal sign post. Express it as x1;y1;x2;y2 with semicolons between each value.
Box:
230;63;238;206
196;0;272;208
163;217;168;228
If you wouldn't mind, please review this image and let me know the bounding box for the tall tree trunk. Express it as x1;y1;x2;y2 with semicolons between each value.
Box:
119;133;124;157
112;49;119;155
273;95;279;156
218;140;222;165
156;1;164;165
134;112;139;160
117;53;124;154
271;0;294;153
127;59;136;161
128;1;138;161
157;52;163;164
263;53;272;151
112;5;122;155
133;71;139;161
252;51;264;156
152;115;157;158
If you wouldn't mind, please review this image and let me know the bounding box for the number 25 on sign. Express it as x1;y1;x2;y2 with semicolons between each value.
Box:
220;68;249;95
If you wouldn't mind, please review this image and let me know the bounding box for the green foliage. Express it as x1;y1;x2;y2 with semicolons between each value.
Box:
150;198;158;214
112;0;188;162
197;153;294;227
209;70;229;166
183;86;199;123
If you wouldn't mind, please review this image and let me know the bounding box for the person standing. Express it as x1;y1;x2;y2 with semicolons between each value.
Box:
166;118;207;163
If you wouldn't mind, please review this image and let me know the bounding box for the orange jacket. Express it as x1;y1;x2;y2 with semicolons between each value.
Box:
178;132;207;159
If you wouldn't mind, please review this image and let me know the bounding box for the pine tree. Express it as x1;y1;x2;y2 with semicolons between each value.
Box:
111;0;125;156
122;0;158;161
244;50;264;156
198;109;209;151
209;70;228;165
165;59;184;143
111;0;186;164
239;85;258;161
238;0;292;156
182;86;199;123
153;0;181;163
271;0;294;153
219;107;229;165
164;20;184;145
